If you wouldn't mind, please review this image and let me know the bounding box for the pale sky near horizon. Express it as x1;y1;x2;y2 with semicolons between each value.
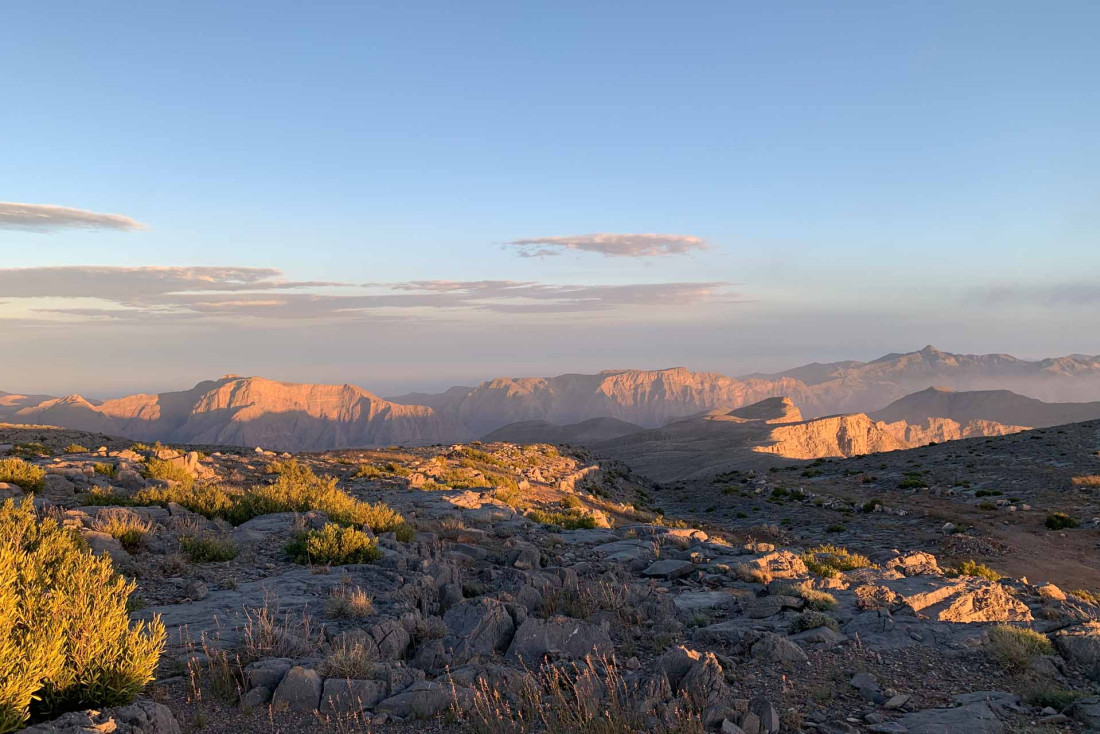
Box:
2;1;1099;397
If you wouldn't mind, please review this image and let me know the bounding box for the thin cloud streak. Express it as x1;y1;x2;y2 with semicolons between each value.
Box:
0;202;148;232
506;233;709;258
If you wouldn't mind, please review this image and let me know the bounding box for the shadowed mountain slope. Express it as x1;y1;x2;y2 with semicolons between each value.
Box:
872;386;1100;429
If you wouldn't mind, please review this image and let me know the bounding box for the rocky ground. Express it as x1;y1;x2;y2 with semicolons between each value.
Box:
6;422;1100;733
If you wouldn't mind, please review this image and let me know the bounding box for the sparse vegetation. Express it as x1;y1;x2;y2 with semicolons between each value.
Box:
946;559;1003;581
0;498;165;732
285;523;382;565
1072;475;1100;488
324;586;375;619
320;637;376;679
63;444;89;454
133;462;406;533
986;625;1054;669
81;486;132;506
92;462;116;478
12;443;52;459
0;458;46;491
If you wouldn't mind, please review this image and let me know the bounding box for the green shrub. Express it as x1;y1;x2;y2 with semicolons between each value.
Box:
286;523;382;565
133;465;406;534
1046;512;1079;530
789;611;839;634
91;509;153;551
142;458;193;484
526;509;597;530
12;443;51;459
0;459;46;492
800;544;872;577
133;484;239;519
393;522;416;543
987;625;1054;669
181;535;238;563
92;463;116;478
825;523;846;533
80;487;132;506
946;559;1003;581
0;498;164;732
352;464;385;479
63;444;89;454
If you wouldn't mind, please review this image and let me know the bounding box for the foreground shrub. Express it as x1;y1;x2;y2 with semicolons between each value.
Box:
285;523;382;565
0;498;164;732
0;458;46;492
987;625;1054;669
526;508;597;530
1046;512;1079;530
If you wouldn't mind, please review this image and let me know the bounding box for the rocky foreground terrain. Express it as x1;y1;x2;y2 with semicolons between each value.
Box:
4;417;1100;733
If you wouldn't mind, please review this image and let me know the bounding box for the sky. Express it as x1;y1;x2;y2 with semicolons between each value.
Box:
2;1;1099;397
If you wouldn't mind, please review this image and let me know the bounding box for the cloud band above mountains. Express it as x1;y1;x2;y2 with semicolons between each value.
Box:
506;233;709;258
0;202;147;232
0;266;736;322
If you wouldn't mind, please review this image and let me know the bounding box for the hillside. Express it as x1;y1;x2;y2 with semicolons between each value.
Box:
11;376;466;451
872;385;1100;428
482;416;645;444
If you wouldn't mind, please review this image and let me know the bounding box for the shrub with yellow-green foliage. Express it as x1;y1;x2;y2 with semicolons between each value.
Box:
946;559;1003;581
526;508;597;530
987;625;1053;669
63;444;89;454
141;457;194;484
0;458;46;492
12;443;51;459
131;461;405;534
801;544;873;578
285;523;382;565
0;498;165;732
92;462;116;478
92;509;153;551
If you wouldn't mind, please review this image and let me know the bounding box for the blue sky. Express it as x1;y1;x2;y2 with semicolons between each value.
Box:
2;1;1099;396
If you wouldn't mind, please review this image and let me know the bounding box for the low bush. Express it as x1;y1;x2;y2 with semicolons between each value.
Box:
181;534;238;563
12;443;51;459
946;559;1003;581
0;498;165;732
800;544;872;577
92;509;154;551
285;523;382;565
1072;475;1100;488
133;483;238;519
0;458;46;491
63;444;89;454
80;487;132;506
142;458;193;484
92;463;116;478
987;625;1054;669
789;611;839;634
526;508;597;530
324;586;375;619
1046;512;1079;530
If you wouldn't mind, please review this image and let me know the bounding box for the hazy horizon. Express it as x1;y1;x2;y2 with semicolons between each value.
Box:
3;2;1098;396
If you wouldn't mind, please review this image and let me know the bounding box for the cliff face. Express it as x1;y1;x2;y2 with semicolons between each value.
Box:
13;376;466;451
414;367;812;436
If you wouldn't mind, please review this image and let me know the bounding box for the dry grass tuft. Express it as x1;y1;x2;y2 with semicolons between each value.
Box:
986;625;1053;669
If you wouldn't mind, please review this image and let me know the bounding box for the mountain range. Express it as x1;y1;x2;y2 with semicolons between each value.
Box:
4;345;1100;452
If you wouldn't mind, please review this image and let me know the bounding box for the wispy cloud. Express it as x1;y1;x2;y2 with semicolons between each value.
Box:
0;202;147;232
1;266;737;322
506;233;709;258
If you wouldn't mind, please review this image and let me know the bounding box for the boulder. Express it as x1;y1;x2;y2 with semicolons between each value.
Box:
20;699;181;734
643;559;695;579
506;616;613;663
443;597;516;661
750;634;807;663
375;680;473;719
272;666;323;713
320;678;390;715
897;702;1003;733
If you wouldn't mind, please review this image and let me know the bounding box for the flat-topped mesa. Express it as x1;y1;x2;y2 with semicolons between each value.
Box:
725;396;803;424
